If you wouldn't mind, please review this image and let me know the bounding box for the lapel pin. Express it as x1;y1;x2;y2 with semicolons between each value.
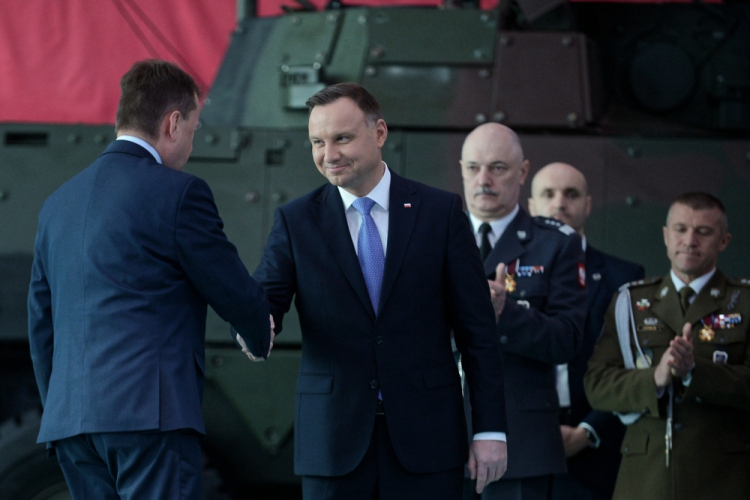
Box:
710;288;720;297
592;273;602;281
403;203;411;208
660;287;668;298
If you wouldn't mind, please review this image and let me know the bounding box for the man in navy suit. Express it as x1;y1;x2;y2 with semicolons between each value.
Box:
27;60;272;500
253;83;508;500
528;162;644;500
460;124;587;500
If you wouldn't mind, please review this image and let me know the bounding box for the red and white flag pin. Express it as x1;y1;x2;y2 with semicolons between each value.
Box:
404;203;412;208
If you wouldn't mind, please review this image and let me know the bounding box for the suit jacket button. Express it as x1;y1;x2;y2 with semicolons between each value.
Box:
674;422;683;431
500;335;508;345
375;336;383;345
370;380;379;389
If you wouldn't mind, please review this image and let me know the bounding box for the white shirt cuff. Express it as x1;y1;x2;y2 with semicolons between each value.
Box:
578;422;601;449
473;432;507;442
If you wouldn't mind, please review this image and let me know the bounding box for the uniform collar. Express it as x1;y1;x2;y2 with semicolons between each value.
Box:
671;268;716;296
469;204;520;238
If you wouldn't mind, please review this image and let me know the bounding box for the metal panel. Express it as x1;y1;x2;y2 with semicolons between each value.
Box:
366;9;497;65
492;32;601;128
364;66;494;128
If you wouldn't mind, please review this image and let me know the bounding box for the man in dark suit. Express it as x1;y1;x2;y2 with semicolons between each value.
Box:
253;83;508;500
527;162;644;500
27;60;272;500
460;124;586;500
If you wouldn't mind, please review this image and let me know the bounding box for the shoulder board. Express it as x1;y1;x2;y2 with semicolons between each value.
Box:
618;276;661;292
727;277;750;287
532;216;576;236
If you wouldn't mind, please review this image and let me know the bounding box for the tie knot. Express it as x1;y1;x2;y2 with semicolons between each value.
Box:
353;197;376;216
479;222;492;236
679;286;695;313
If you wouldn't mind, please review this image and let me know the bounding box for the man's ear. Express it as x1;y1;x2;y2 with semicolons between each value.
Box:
163;110;180;141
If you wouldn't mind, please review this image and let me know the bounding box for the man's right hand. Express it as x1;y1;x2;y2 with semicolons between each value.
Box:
488;262;507;321
237;314;275;362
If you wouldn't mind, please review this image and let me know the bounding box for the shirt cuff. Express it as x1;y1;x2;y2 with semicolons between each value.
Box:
473;432;507;442
578;422;601;449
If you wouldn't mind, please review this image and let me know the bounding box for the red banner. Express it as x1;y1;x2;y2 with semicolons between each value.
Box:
0;0;235;124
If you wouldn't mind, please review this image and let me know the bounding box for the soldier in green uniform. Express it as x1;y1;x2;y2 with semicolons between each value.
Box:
584;192;750;500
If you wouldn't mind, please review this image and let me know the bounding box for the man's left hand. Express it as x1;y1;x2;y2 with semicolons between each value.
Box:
468;440;508;494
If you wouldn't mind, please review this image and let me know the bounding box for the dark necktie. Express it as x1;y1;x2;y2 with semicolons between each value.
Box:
353;197;385;314
679;286;695;315
479;223;492;261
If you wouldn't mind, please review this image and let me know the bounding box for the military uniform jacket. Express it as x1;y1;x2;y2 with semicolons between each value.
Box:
466;208;586;479
584;270;750;500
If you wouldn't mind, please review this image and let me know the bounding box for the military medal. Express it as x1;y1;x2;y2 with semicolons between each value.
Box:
636;299;650;311
505;258;519;293
699;317;715;342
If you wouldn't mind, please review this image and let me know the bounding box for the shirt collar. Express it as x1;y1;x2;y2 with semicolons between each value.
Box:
117;135;162;164
671;267;716;295
469;204;520;238
338;162;390;211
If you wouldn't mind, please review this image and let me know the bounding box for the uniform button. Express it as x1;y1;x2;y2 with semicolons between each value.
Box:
642;339;649;346
675;396;683;404
370;380;379;389
720;337;725;343
674;423;683;431
520;290;527;297
500;336;508;345
695;397;702;404
623;446;629;453
375;336;383;345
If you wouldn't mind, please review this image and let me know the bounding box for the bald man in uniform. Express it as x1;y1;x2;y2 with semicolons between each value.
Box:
460;126;587;500
528;163;644;500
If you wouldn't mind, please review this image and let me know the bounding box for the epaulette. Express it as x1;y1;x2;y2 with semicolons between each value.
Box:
727;277;750;287
618;276;662;292
532;216;576;236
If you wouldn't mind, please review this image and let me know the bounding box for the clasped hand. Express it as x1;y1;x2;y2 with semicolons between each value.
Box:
236;315;275;362
654;322;694;389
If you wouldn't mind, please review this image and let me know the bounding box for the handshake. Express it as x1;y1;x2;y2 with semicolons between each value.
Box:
235;314;276;362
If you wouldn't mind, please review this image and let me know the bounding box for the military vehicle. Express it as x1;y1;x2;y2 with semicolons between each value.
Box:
1;1;749;498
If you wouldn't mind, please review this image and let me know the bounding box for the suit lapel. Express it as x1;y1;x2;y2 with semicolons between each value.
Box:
484;209;529;277
379;172;419;314
685;270;725;326
312;184;375;317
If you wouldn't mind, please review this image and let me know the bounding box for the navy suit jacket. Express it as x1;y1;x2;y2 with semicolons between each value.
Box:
28;140;270;444
253;171;507;477
468;207;586;479
563;245;644;495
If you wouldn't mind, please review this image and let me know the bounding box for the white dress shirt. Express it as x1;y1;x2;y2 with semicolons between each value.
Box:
117;135;162;164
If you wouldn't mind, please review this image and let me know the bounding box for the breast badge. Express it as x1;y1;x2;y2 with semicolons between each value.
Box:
636;298;651;311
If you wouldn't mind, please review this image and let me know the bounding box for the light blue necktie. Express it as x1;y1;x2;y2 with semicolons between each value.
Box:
352;197;385;314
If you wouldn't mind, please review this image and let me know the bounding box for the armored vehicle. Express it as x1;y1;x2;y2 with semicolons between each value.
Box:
1;2;749;498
